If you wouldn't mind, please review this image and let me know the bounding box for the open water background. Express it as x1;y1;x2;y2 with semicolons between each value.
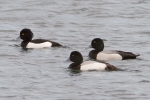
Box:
0;0;150;100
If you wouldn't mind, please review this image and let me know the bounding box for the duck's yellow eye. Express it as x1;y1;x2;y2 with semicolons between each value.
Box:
72;55;74;56
22;33;24;36
94;41;96;43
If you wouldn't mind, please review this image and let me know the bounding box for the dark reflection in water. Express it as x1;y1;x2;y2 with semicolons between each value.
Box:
0;0;150;100
139;80;150;83
67;69;82;76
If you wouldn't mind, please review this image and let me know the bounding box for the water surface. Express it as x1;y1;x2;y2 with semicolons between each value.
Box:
0;0;150;100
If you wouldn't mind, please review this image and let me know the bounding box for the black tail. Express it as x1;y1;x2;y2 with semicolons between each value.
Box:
117;51;140;60
135;54;140;57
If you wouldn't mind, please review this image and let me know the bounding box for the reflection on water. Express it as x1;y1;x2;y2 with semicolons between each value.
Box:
0;0;150;100
67;69;82;76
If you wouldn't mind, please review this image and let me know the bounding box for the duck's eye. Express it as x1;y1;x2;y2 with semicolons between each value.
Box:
94;41;96;43
22;33;24;36
72;55;74;56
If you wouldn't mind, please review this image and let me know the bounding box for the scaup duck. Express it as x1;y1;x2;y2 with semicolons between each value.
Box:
68;51;118;71
20;28;62;49
89;38;140;61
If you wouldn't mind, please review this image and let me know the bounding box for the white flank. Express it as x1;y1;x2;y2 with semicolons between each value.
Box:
26;42;52;49
80;61;106;71
97;51;122;61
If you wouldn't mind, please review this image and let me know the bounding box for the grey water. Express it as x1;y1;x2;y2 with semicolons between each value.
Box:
0;0;150;100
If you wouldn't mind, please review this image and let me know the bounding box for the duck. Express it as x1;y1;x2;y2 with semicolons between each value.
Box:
19;28;62;49
68;51;118;71
89;38;140;61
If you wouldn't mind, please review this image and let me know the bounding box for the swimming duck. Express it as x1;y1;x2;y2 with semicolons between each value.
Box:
68;51;118;71
20;28;62;49
89;38;140;61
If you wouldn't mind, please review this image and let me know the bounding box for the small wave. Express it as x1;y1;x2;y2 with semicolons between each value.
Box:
139;80;150;83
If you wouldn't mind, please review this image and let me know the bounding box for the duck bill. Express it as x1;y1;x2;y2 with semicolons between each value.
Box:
64;58;72;62
89;45;92;48
16;36;21;40
102;39;107;41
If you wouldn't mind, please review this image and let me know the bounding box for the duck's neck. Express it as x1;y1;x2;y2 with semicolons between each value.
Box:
96;43;104;52
23;40;30;42
95;47;104;52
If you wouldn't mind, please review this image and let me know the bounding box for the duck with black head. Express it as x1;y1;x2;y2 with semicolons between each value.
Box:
89;38;140;61
68;51;118;71
19;28;62;49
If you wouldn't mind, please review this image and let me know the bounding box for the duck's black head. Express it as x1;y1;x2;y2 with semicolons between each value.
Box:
91;38;104;51
69;51;83;65
20;28;34;41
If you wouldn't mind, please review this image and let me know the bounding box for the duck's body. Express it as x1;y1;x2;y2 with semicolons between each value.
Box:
89;38;140;61
20;28;62;49
89;50;139;61
21;39;61;49
68;51;118;71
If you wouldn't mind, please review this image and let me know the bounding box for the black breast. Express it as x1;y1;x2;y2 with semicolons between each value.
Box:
69;63;81;70
89;50;98;59
21;41;29;48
